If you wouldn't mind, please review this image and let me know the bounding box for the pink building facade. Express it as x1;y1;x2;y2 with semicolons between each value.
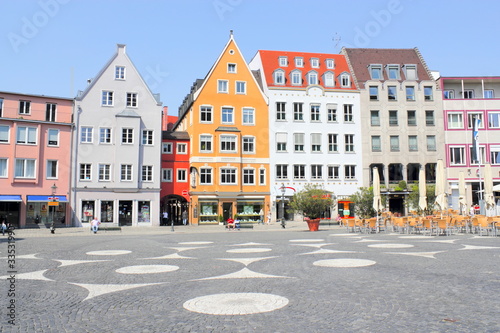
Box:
0;91;73;228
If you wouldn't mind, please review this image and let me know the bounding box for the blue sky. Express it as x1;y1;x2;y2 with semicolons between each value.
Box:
1;0;499;115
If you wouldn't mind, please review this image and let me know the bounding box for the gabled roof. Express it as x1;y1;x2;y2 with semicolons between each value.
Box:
75;44;162;106
342;48;432;85
253;50;357;90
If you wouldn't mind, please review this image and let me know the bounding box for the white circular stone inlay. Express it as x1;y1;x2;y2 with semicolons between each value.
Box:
398;236;431;239
183;293;289;315
226;248;272;253
313;259;376;268
179;241;214;245
289;239;325;243
116;265;179;274
368;243;414;249
86;250;132;256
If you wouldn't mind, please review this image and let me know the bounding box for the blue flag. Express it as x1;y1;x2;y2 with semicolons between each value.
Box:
472;116;481;163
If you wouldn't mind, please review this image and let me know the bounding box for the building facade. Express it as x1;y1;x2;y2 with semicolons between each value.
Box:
249;51;362;220
173;34;271;225
72;44;163;227
342;48;444;215
440;76;500;212
0;91;73;228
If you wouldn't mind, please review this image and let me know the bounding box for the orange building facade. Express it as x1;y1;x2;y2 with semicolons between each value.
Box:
174;35;270;225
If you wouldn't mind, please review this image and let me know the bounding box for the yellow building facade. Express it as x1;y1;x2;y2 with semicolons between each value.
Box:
175;35;270;225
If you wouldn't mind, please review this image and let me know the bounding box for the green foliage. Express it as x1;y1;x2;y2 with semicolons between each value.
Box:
407;183;436;215
290;184;334;219
394;180;407;191
349;187;376;219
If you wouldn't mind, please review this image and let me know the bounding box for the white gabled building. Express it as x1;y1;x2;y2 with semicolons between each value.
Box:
249;51;362;220
72;44;163;227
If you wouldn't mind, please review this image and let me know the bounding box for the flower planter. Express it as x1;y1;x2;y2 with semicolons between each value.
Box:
306;218;320;231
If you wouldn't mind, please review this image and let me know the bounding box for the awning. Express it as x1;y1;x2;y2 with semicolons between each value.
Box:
27;195;68;202
0;195;22;202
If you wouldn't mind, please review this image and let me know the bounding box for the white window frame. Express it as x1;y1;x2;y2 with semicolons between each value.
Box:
324;72;335;87
293;133;305;152
120;164;133;181
220;168;237;185
369;65;382;80
328;134;338;152
81;126;93;143
447;112;464;129
46;103;57;122
0;125;9;143
327;105;337;122
276;132;287;152
46;160;58;179
274;70;285;85
80;163;91;181
295;57;304;67
16;126;37;145
236;81;246;94
449;146;466;166
463;89;474;99
307;71;318;85
47;128;59;146
162;168;173;182
406;86;415;101
99;128;112;144
242;136;255;154
200;106;213;123
15;158;36;178
291;70;302;86
293;102;303;121
142;130;153;145
242;108;255;125
122;128;133;144
279;57;287;67
227;63;237;73
344;104;353;122
387;64;400;80
340;73;350;87
142;165;153;182
276;102;286;121
293;164;306;180
126;92;138;107
311;165;322;180
484;89;494;99
259;168;266;186
221;107;234;124
220;135;237;153
408;135;418;152
328;165;340;180
390;136;400;152
326;59;334;69
98;164;111;181
426;135;436;151
218;80;229;93
388;85;397;101
345;165;356;180
424;86;433;101
488;112;500;128
311;133;321;152
177;143;187;154
310;105;320;122
369;86;379;100
371;136;381;152
404;64;417;80
310;58;319;68
242;168;255;185
345;134;355;152
162;142;173;154
200;167;213;185
444;90;455;99
0;158;7;178
19;100;31;114
467;113;484;129
200;135;213;153
102;91;114;106
276;164;288;180
115;66;126;80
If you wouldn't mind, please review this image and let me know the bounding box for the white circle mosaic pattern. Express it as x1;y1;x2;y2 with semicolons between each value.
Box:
226;248;272;253
179;241;214;245
289;239;325;243
313;259;376;268
116;265;179;274
368;243;414;249
183;293;289;315
86;250;132;256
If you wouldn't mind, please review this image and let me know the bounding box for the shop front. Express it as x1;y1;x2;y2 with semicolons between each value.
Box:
195;196;266;225
26;195;68;227
0;195;21;228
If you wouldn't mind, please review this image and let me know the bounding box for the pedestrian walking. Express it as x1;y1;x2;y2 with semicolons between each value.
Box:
266;212;271;224
162;211;169;226
1;220;6;235
182;210;188;225
90;217;101;234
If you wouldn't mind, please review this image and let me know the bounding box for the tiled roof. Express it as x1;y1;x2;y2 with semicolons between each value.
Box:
257;50;357;90
343;48;431;84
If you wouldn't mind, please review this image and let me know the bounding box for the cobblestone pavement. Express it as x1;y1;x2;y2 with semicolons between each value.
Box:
1;223;499;332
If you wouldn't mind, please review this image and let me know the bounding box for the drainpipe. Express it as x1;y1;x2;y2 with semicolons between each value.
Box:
71;106;82;226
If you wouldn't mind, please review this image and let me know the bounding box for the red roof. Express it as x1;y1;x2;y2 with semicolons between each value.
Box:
256;50;357;90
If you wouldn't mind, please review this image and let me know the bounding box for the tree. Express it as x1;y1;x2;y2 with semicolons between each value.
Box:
407;183;436;215
290;184;334;219
349;187;376;219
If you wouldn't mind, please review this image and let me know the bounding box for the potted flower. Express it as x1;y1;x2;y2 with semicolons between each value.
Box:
290;184;334;231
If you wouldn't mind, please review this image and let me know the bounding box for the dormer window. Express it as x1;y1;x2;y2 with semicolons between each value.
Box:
323;72;335;87
310;58;319;68
307;71;318;85
386;64;400;80
274;69;285;85
404;64;417;80
227;63;236;73
340;73;351;88
279;57;288;67
291;70;302;85
369;65;383;80
326;59;335;69
295;57;304;67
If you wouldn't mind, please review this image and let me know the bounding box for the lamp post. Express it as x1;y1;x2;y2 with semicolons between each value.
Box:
50;183;57;234
280;183;286;228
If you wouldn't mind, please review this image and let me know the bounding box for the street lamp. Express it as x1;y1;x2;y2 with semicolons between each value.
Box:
50;183;57;233
280;183;286;228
